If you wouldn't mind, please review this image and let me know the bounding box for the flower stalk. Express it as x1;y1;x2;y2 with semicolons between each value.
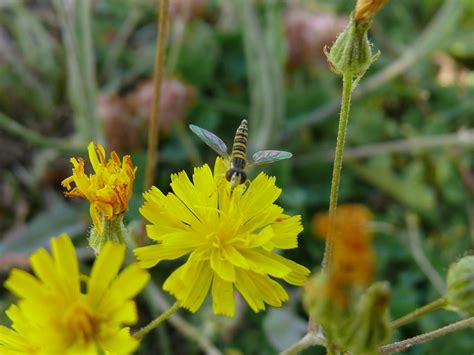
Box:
134;301;181;341
141;0;170;246
380;316;474;354
143;0;170;192
391;297;448;329
321;71;353;270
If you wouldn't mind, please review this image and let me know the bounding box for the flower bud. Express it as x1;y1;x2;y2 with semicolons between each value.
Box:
446;256;474;315
89;214;127;254
325;16;378;77
337;282;392;355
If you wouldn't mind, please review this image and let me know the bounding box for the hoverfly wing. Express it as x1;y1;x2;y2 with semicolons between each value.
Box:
189;124;229;158
251;150;293;165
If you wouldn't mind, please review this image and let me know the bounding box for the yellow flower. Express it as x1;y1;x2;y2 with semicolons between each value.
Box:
134;158;310;317
0;234;149;354
62;142;136;236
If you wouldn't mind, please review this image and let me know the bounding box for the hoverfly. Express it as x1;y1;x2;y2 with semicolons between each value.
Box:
189;119;292;188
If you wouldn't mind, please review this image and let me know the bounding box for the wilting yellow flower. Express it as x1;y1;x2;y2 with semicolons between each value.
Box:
354;0;388;22
134;158;310;317
62;142;136;235
313;204;374;304
0;234;149;354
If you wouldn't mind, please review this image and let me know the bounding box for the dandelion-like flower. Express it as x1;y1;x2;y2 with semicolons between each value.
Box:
0;234;149;354
62;142;136;251
134;158;310;317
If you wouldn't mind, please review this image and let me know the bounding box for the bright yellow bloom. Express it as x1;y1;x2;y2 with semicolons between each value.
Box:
0;234;149;354
62;142;136;235
134;158;310;317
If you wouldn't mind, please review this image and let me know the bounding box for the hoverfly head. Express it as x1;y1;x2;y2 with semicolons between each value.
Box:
226;168;247;188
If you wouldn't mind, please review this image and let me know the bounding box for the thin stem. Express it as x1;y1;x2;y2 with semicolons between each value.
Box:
321;71;353;270
141;0;169;245
134;301;181;340
405;213;446;295
380;316;474;354
0;111;85;154
143;0;169;191
391;298;447;329
279;331;325;355
142;282;222;355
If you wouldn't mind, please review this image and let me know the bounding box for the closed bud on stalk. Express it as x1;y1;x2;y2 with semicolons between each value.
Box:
337;282;392;355
89;214;127;255
446;256;474;315
325;16;378;77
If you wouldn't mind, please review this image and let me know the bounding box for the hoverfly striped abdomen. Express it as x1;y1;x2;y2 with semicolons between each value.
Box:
226;119;249;186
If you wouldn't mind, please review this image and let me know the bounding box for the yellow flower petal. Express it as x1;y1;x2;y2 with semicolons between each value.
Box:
108;263;150;302
268;215;303;249
98;327;138;354
239;249;292;278
87;242;125;307
51;234;80;299
134;244;193;268
210;248;235;282
4;269;44;301
212;275;235;317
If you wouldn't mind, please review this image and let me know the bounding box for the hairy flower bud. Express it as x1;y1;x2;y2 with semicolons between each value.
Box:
338;282;392;354
89;214;127;254
325;16;378;77
446;256;474;315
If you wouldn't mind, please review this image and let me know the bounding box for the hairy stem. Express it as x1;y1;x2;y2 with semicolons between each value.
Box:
134;301;181;340
380;316;474;354
143;0;169;191
321;71;353;270
141;0;169;245
391;298;447;329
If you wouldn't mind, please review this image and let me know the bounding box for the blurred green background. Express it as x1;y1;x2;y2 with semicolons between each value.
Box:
0;0;473;353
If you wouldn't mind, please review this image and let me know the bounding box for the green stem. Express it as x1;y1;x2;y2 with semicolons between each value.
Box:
0;111;85;153
134;301;181;341
321;70;353;270
391;298;447;329
380;316;474;354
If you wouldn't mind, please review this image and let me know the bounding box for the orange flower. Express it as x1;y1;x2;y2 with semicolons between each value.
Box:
313;204;374;304
62;142;136;235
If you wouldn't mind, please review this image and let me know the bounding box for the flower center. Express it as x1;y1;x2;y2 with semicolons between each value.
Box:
65;303;98;344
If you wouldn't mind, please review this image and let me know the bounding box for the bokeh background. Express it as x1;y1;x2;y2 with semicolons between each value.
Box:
0;0;473;354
